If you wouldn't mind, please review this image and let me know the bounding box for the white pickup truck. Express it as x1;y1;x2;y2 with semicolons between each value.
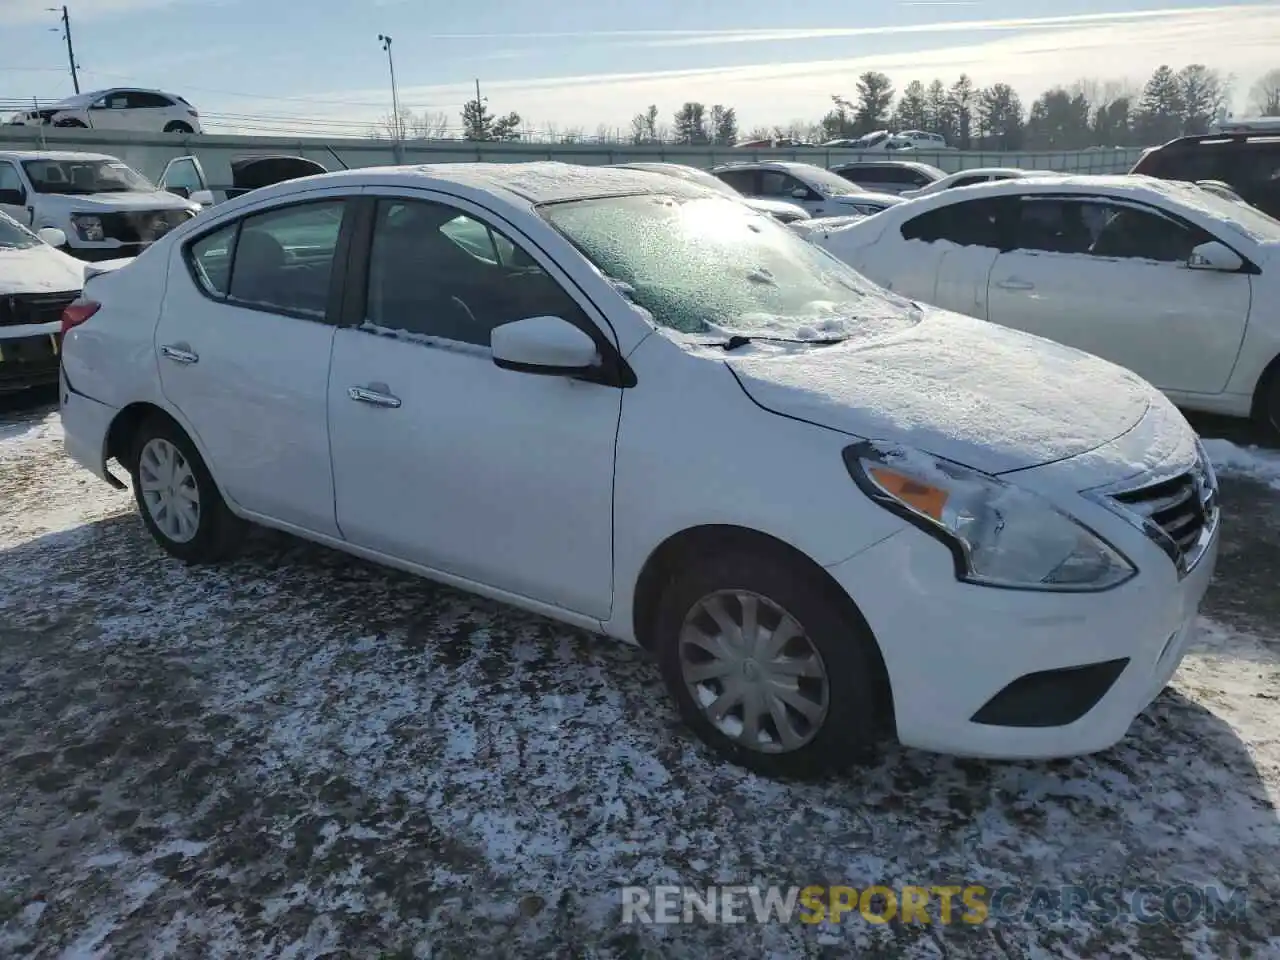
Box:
0;150;200;261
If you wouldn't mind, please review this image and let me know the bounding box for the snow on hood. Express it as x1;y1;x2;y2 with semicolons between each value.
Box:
38;191;195;213
743;197;810;218
726;309;1155;475
0;245;84;294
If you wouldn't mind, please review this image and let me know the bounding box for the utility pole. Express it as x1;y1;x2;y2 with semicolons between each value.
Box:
377;34;401;142
51;5;80;94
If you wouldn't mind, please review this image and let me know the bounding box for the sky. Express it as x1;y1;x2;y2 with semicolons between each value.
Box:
1;0;1278;136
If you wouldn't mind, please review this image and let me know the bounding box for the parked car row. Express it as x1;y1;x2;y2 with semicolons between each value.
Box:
55;161;1227;781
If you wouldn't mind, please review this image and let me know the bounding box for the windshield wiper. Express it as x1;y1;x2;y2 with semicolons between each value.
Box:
720;334;849;351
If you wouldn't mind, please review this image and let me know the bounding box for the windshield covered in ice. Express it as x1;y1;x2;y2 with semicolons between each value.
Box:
788;164;868;197
22;158;155;195
0;210;40;250
539;193;918;342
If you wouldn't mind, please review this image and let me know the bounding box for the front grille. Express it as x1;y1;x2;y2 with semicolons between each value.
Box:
0;291;78;329
96;209;193;244
1109;455;1218;576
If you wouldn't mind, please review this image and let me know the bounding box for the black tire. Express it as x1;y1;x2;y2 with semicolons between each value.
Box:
164;121;194;134
1252;363;1280;445
54;117;87;128
652;548;888;779
128;415;244;564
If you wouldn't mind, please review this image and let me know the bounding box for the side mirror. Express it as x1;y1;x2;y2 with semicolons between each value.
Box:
0;188;25;206
190;190;215;207
491;315;600;376
166;185;191;199
37;227;67;247
790;187;810;200
1187;240;1243;272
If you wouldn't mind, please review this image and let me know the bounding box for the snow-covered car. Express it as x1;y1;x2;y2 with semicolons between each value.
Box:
711;161;903;218
803;174;1280;433
6;88;202;134
0;151;201;261
60;162;1219;778
610;161;810;223
829;160;947;196
0;211;128;393
159;154;330;209
899;167;1046;198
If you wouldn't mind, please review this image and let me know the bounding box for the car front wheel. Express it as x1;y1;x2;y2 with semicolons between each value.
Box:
129;415;244;563
653;548;888;779
164;121;194;134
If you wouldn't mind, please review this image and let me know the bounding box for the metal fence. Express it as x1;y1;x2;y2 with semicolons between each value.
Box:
0;125;1148;184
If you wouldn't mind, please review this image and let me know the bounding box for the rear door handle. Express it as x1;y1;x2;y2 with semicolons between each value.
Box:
995;278;1035;291
160;344;199;364
348;384;401;408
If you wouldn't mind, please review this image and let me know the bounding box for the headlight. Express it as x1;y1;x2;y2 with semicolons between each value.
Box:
71;215;104;242
844;441;1136;592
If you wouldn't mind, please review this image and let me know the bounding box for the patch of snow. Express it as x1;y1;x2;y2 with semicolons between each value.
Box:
1201;438;1280;490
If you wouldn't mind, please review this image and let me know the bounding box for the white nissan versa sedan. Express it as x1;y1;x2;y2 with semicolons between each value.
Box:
59;163;1220;779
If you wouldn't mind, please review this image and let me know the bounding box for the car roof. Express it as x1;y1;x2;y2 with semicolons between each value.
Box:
831;160;945;175
53;87;175;107
222;161;718;209
940;167;1029;178
709;160;823;175
879;172;1250;211
0;150;122;162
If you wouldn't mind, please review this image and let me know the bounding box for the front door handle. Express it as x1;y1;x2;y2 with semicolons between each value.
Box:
348;384;401;408
995;278;1035;291
160;344;199;364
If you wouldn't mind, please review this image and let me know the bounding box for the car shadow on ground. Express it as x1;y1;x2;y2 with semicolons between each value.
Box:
0;507;1276;956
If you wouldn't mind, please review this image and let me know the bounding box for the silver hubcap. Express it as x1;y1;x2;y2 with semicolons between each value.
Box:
138;438;200;544
678;590;830;754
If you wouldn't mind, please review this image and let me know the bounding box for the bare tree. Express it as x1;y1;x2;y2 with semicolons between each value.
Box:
1248;68;1280;115
411;110;451;139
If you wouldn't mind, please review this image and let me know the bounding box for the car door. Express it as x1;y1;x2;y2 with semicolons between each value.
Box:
889;198;1005;316
155;193;352;536
986;195;1250;395
159;156;207;200
0;161;31;226
326;191;622;619
88;91;131;130
758;170;827;216
125;91;171;132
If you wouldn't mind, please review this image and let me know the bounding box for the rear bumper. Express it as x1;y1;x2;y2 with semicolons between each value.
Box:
60;368;120;484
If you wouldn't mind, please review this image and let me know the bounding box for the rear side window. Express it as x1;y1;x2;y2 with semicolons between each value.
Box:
189;223;236;297
949;174;990;189
900;199;1005;247
226;201;345;318
127;91;174;109
715;169;756;194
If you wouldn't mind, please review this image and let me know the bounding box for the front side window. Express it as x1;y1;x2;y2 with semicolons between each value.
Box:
225;201;345;317
162;159;203;194
540;193;916;341
21;159;153;195
950;175;989;189
1008;198;1206;262
363;198;587;347
0;162;25;197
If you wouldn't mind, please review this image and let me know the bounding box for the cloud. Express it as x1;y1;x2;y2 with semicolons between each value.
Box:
298;4;1278;129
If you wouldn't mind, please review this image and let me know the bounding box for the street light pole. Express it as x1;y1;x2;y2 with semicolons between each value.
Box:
377;34;401;141
50;5;80;94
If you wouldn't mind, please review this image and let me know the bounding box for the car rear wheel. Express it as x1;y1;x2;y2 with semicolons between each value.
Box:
653;548;887;779
1252;362;1280;444
164;121;194;134
54;117;87;128
129;415;244;563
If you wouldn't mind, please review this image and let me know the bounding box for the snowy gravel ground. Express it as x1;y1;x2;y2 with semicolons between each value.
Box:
0;395;1277;959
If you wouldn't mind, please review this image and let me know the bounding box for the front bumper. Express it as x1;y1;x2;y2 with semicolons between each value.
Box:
0;328;62;393
827;496;1219;760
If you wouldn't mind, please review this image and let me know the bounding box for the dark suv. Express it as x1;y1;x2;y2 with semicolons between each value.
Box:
1130;133;1280;218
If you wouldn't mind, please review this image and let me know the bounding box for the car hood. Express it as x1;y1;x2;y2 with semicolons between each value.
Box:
743;197;811;219
727;309;1156;475
0;246;85;294
37;191;197;213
